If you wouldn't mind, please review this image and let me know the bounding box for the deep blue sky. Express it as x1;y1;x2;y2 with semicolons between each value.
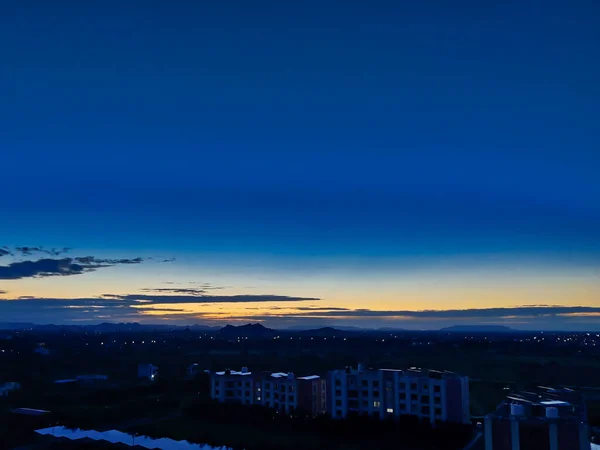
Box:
1;1;599;329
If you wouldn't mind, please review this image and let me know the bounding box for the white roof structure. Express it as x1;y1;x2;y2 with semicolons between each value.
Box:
270;372;288;378
540;400;570;406
214;370;252;376
297;375;320;380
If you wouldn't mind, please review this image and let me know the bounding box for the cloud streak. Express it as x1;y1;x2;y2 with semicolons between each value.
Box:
240;306;600;319
102;293;320;304
14;246;71;257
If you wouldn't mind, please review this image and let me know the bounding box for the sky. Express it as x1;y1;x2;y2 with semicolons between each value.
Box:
1;0;599;330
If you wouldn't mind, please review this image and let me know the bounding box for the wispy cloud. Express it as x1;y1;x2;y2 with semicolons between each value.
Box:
14;246;71;257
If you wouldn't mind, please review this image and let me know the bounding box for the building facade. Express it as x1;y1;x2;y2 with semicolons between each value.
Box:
484;387;591;450
210;367;326;416
327;365;470;425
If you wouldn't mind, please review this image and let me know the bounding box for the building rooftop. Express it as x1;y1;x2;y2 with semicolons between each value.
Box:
335;366;463;379
214;370;252;376
487;387;586;422
297;375;320;380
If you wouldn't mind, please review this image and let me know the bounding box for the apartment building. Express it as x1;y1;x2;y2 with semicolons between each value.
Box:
210;367;326;416
484;387;591;450
327;365;469;425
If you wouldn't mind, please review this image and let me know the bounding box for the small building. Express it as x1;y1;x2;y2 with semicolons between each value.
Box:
138;364;159;381
484;387;591;450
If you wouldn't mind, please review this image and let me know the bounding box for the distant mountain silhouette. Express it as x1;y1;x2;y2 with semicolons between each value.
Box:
440;325;513;333
217;323;276;338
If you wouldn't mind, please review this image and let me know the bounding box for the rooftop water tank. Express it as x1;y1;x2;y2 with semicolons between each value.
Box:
287;372;295;380
511;404;525;417
241;367;249;373
358;363;365;372
546;407;559;419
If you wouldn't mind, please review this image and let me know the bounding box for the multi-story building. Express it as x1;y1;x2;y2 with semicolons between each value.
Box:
484;387;590;450
210;367;326;416
327;365;470;425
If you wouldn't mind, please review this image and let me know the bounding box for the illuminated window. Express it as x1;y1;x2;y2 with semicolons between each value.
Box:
387;408;394;413
257;396;261;401
373;401;381;408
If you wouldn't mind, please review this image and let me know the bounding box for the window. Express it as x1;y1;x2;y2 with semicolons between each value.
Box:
434;385;441;393
335;379;341;386
237;382;242;387
372;381;379;388
411;383;417;390
245;381;251;388
288;395;295;402
245;391;250;397
411;394;418;401
422;406;430;414
421;396;430;403
373;391;379;398
336;400;342;407
265;383;271;389
434;396;441;404
387;408;394;413
399;393;406;400
289;386;295;393
362;380;368;387
257;396;261;401
373;401;381;408
362;400;368;407
257;387;261;392
362;390;368;397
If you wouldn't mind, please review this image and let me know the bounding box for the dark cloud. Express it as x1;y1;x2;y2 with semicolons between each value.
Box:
239;306;600;319
14;246;70;257
0;290;7;295
0;248;12;257
0;256;144;280
74;256;144;265
141;288;206;295
295;306;351;311
103;294;320;304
